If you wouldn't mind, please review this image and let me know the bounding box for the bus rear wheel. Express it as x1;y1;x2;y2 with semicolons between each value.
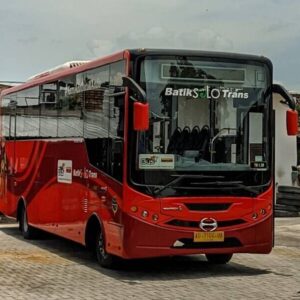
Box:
205;253;233;264
95;230;117;268
20;205;36;239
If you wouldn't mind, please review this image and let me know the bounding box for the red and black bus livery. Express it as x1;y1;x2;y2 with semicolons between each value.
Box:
0;49;298;267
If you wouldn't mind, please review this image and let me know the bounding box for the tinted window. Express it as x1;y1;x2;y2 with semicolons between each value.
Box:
0;60;126;183
40;82;58;137
58;75;83;137
83;66;109;138
1;93;17;138
16;87;40;138
83;65;110;171
82;60;126;181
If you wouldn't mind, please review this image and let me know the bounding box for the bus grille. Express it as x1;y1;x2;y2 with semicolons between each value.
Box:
166;219;246;229
184;203;232;211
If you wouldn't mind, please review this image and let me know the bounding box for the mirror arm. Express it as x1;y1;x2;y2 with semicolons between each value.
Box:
122;76;146;103
107;91;126;97
272;84;296;110
130;95;138;102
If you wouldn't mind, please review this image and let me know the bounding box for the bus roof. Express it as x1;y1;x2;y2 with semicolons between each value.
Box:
1;50;127;97
27;61;90;81
1;49;272;97
128;48;271;63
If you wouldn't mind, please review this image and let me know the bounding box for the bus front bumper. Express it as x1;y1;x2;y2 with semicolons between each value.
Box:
121;214;273;259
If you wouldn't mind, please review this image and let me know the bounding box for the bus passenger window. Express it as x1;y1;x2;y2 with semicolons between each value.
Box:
83;65;110;172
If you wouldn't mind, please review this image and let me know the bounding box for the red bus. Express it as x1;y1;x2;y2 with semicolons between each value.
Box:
0;49;298;267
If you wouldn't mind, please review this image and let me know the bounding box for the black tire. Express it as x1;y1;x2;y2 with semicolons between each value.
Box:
274;210;299;218
277;198;300;208
20;205;36;239
95;229;117;268
278;186;300;194
277;192;300;201
205;253;233;264
275;204;299;212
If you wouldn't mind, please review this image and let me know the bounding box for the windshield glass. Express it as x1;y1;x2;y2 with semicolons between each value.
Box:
137;56;270;172
129;55;272;196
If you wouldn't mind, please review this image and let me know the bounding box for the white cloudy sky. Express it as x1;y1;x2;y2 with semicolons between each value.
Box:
1;0;300;90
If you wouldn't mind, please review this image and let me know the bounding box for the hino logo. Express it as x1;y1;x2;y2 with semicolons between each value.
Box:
199;218;218;232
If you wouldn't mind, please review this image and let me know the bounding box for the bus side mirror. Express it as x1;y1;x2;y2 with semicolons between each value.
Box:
133;102;149;131
122;76;149;131
287;109;298;136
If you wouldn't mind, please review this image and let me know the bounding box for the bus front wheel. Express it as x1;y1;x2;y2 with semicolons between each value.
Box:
95;230;117;268
20;205;36;239
205;253;233;264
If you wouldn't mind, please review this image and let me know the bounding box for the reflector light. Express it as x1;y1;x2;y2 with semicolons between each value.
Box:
260;209;266;215
152;214;159;221
131;206;138;212
142;210;149;218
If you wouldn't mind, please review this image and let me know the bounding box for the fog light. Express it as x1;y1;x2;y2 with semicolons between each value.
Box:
252;213;258;219
173;240;184;247
260;208;266;215
141;210;149;218
152;214;159;221
131;206;138;212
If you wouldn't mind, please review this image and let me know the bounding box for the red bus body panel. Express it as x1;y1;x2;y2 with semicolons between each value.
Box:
0;138;273;258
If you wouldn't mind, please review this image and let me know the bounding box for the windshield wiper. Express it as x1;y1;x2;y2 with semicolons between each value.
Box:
153;174;225;196
154;176;260;197
226;181;260;196
189;180;260;196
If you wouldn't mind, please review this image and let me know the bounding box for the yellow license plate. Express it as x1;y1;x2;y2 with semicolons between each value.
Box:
193;231;224;242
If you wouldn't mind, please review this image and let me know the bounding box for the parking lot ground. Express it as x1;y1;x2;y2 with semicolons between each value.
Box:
0;218;299;300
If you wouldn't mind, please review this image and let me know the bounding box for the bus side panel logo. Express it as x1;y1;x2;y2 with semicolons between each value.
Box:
57;160;72;184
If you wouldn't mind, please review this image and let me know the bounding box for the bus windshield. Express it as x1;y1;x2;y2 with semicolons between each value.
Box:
130;55;272;195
